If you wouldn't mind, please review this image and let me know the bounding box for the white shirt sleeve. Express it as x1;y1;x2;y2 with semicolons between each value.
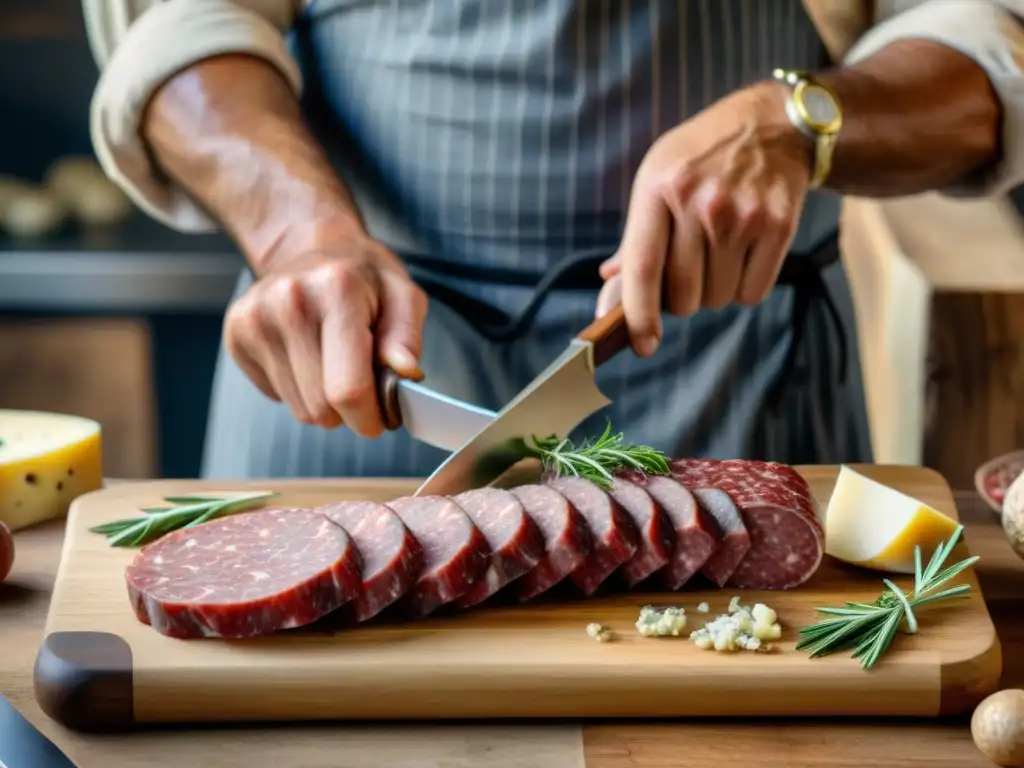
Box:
851;0;1024;198
83;0;302;232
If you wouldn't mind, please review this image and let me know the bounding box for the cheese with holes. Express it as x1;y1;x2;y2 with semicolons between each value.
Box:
824;465;958;574
0;410;102;532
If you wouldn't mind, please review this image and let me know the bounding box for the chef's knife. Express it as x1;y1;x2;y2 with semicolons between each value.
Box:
0;694;78;768
413;303;630;496
376;371;497;452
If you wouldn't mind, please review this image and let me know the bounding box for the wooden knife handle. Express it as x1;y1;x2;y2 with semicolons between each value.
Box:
376;366;403;431
575;302;630;368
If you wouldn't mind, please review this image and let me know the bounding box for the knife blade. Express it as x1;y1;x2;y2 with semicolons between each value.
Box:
414;303;630;496
0;694;78;768
377;370;497;452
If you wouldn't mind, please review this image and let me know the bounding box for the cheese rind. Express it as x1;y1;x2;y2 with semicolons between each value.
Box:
824;465;959;574
0;410;103;532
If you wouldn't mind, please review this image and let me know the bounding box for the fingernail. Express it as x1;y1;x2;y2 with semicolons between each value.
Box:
635;336;658;357
388;347;423;379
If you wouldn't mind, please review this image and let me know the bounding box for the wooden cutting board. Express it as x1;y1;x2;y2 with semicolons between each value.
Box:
34;465;1001;731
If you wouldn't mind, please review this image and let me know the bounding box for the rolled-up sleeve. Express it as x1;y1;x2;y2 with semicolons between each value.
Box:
83;0;301;232
847;0;1024;198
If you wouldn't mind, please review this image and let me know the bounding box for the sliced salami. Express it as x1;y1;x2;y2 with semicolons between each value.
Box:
510;484;592;602
451;488;545;608
636;475;720;589
125;508;362;639
709;460;823;589
607;478;675;587
691;488;750;587
668;458;723;488
545;476;639;595
318;500;423;622
386;495;490;617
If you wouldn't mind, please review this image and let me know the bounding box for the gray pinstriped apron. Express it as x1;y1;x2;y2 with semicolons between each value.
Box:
200;0;873;480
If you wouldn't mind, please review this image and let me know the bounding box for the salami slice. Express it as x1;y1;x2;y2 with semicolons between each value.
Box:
125;508;362;639
709;460;824;589
637;476;720;589
318;500;423;622
452;488;545;608
386;495;490;617
691;488;750;587
545;476;639;595
510;484;592;601
607;478;675;587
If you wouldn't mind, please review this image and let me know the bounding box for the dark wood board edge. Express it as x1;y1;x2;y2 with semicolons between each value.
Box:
33;631;134;732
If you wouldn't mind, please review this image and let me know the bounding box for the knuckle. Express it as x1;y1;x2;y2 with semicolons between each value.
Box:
225;294;265;340
268;276;307;323
735;198;766;232
325;381;376;413
632;255;663;283
318;260;363;296
700;182;735;230
662;164;698;200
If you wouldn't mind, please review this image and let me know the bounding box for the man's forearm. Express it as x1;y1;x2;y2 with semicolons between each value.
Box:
142;53;364;272
811;38;1003;197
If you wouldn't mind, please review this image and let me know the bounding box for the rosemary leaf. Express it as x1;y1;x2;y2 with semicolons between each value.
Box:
797;525;977;669
89;491;276;547
522;422;670;489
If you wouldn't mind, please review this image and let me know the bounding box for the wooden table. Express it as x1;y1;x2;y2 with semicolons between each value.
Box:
2;492;1022;767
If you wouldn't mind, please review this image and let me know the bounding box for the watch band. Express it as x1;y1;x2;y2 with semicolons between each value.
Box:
771;68;841;189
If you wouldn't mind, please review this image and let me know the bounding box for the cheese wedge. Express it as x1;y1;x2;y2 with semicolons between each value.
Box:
0;410;103;532
824;465;959;574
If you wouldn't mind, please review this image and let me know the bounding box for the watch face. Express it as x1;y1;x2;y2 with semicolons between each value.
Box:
802;85;839;128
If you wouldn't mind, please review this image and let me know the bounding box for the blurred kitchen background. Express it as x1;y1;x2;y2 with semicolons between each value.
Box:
3;0;1024;486
1;0;243;480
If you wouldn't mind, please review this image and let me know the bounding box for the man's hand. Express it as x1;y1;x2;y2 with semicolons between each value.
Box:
223;230;428;437
597;82;812;356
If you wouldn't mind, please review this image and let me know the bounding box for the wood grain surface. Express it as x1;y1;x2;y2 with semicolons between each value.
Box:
925;292;1024;490
37;465;1000;728
1;487;1022;766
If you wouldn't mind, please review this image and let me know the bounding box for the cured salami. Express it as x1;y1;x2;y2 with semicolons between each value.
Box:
318;500;423;622
510;484;592;601
691;488;750;587
386;495;490;617
711;460;823;589
452;488;545;608
636;475;720;589
607;478;675;587
545;476;639;595
125;508;362;638
672;458;823;589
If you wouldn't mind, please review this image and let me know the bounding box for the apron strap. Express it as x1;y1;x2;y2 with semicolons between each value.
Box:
766;232;847;412
411;232;847;414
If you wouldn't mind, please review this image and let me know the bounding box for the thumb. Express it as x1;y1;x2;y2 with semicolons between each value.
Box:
599;254;622;280
375;270;428;380
595;274;622;319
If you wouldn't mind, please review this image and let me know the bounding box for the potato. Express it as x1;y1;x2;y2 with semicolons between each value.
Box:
45;156;132;227
0;520;13;583
973;689;1024;766
2;187;67;237
1003;472;1024;561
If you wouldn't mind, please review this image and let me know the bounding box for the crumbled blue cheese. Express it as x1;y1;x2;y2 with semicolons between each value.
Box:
586;622;613;642
689;597;782;652
696;601;710;614
635;605;688;637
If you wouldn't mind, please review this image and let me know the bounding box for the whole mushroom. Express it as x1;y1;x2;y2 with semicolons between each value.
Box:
1002;472;1024;561
973;689;1024;766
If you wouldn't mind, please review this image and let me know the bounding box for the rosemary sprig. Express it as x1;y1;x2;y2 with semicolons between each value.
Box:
524;422;670;488
796;524;979;669
89;491;276;547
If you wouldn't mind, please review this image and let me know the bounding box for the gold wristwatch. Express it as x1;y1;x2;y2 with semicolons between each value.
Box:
771;68;842;189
